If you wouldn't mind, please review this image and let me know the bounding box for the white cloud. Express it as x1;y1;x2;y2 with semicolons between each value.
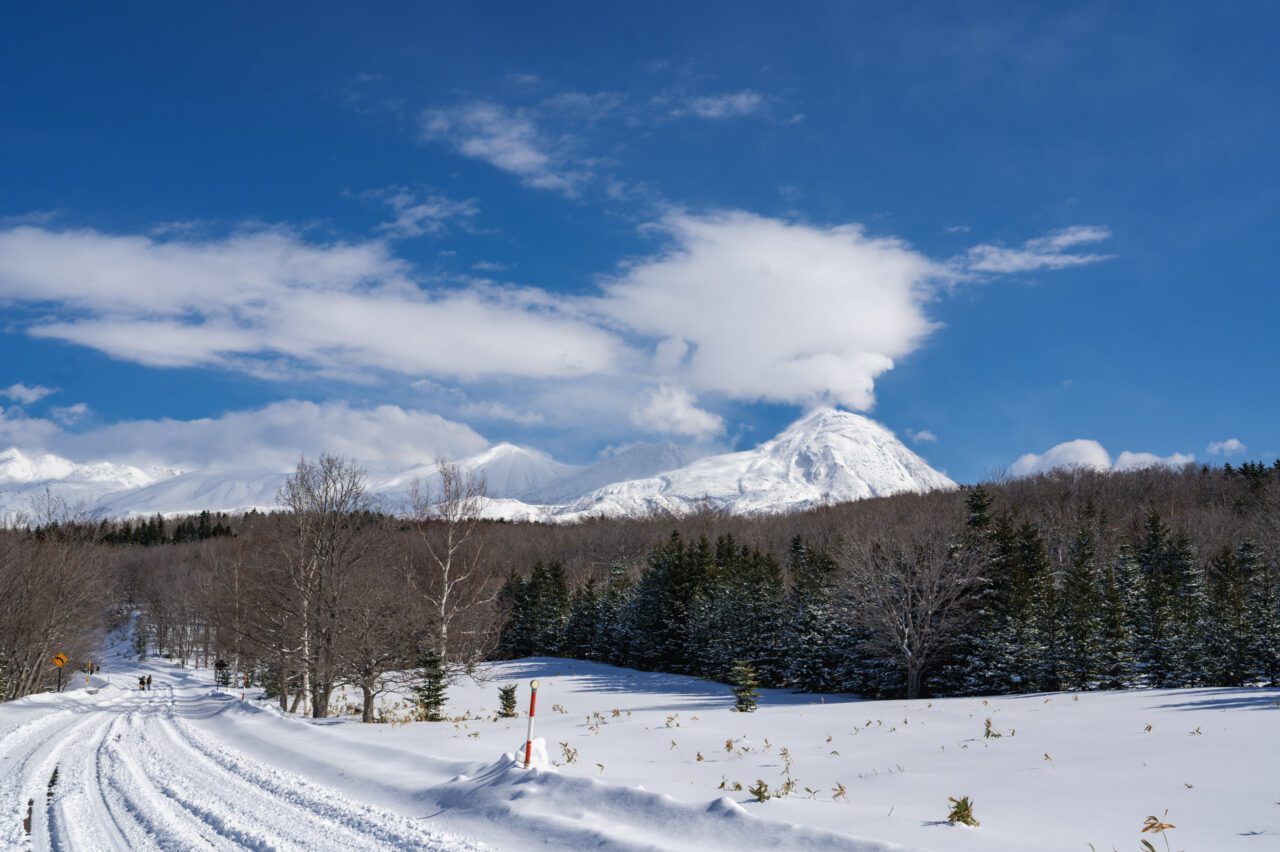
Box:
50;403;89;425
1;383;57;404
370;188;478;238
678;90;765;119
62;400;489;473
598;210;942;410
631;385;724;439
0;214;1118;444
1012;439;1113;476
1114;450;1195;471
421;102;584;194
1014;439;1194;476
1207;437;1246;456
906;428;938;444
0;225;623;382
962;225;1113;274
458;400;545;426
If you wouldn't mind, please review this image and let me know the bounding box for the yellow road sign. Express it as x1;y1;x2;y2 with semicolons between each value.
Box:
51;653;68;668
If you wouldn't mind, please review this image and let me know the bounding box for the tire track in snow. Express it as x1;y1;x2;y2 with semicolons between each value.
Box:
0;706;112;849
3;677;484;851
165;708;485;850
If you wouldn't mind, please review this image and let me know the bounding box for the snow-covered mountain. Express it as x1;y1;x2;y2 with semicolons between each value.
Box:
0;448;178;520
554;408;955;518
0;409;953;521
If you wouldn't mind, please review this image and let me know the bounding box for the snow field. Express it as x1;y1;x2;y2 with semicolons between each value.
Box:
3;630;1278;851
303;657;1280;851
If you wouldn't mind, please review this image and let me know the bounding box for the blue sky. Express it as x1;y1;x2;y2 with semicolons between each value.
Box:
1;2;1276;480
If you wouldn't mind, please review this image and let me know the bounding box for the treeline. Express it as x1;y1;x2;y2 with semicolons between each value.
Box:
101;510;235;546
496;464;1280;699
6;456;1280;711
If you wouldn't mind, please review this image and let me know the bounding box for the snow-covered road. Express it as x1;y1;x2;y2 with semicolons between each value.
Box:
0;670;483;851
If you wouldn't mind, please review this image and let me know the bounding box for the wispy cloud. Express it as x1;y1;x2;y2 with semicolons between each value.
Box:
367;187;479;238
0;225;622;383
961;225;1113;274
675;90;766;119
2;383;58;405
459;400;545;426
50;402;89;425
421;101;586;194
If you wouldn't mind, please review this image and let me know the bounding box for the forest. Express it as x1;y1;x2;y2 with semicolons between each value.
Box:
2;456;1278;711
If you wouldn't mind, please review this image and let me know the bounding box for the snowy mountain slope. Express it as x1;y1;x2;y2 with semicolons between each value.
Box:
520;441;707;504
96;470;289;517
555;408;955;518
374;443;580;502
0;409;953;520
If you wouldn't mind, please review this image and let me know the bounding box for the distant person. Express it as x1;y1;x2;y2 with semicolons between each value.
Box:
145;675;152;691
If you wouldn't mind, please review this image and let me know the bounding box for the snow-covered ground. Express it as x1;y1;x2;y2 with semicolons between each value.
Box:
3;629;1278;850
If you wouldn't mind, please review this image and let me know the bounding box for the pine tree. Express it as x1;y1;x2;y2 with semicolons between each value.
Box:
527;561;571;656
1134;511;1177;686
1060;512;1105;690
416;650;448;721
497;684;518;718
1168;534;1208;686
563;578;602;660
962;511;1013;690
495;572;532;658
1203;546;1251;685
728;660;759;712
1096;546;1139;688
595;563;633;665
988;520;1052;692
783;538;853;692
1244;542;1280;685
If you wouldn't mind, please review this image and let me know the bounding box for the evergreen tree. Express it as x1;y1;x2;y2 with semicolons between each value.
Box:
961;513;1020;694
1203;546;1251;686
782;538;854;692
1133;511;1178;686
526;562;570;656
1096;546;1139;688
595;562;634;665
415;649;448;721
1060;516;1105;689
563;578;602;660
728;660;760;712
990;521;1052;692
497;684;518;718
689;539;784;682
1168;534;1208;686
1244;542;1280;685
495;572;532;658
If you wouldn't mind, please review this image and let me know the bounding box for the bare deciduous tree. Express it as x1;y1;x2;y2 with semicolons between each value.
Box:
839;522;982;698
406;457;500;665
276;454;379;717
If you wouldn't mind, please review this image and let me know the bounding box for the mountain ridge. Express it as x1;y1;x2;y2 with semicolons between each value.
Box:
0;409;954;521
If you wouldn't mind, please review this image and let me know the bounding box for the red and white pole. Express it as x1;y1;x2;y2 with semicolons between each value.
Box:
522;679;540;768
